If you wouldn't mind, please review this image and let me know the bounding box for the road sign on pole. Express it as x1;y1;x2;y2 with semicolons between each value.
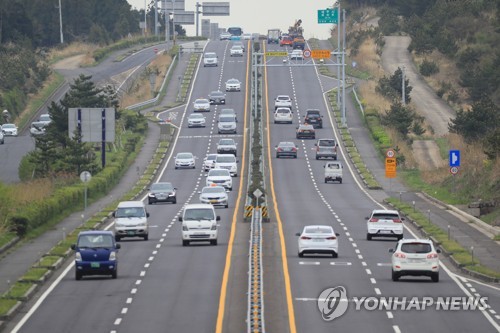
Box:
311;50;331;59
265;51;288;57
303;49;311;58
449;150;460;167
450;166;459;175
385;158;397;178
318;8;338;24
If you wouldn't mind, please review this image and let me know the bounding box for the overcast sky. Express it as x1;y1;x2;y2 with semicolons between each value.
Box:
127;0;337;39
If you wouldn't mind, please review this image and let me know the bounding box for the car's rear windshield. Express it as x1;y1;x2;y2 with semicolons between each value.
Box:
219;116;235;122
219;139;234;145
115;207;146;218
210;170;230;176
319;140;336;146
203;187;225;193
305;227;332;234
151;183;173;191
78;234;114;248
401;243;432;253
372;213;400;219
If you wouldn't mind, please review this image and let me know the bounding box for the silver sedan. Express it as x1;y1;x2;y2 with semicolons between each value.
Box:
225;79;241;92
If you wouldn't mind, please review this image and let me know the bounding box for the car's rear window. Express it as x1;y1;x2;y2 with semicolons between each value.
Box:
319;140;336;146
401;243;432;253
372;213;400;220
305;227;332;234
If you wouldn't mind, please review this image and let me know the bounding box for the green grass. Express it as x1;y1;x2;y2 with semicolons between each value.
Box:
21;267;50;281
3;282;34;299
36;256;62;267
387;197;500;279
0;298;18;316
434;137;450;159
0;231;17;248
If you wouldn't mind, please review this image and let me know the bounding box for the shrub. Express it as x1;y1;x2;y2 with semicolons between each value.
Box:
420;59;439;76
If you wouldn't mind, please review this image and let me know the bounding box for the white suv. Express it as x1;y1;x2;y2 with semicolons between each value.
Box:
214;154;238;177
274;95;292;110
366;209;404;240
203;52;218;67
389;239;441;282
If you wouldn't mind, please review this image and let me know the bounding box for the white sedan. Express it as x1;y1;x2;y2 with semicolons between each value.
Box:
193;98;211;112
174;152;196;169
187;113;206;127
199;186;229;208
2;123;18;136
296;225;339;258
230;45;244;57
225;79;241;92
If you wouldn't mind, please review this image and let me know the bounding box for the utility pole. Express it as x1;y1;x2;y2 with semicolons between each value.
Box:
341;8;346;127
144;0;147;36
164;0;169;42
172;0;176;44
154;0;158;36
58;0;64;44
195;2;201;37
402;65;406;105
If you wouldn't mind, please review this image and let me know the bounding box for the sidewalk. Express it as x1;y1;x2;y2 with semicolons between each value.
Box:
0;42;196;297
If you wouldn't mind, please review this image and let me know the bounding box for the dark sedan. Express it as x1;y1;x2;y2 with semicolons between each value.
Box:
275;141;298;158
296;124;316;139
147;182;177;204
209;91;226;105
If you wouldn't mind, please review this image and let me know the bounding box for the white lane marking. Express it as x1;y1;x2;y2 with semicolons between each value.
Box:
362;262;367;266
144;263;150;268
121;308;128;314
345;232;350;237
387;311;394;319
366;269;372;275
370;278;377;284
374;288;381;295
140;271;146;277
126;298;133;304
358;254;363;260
470;288;476;293
135;280;142;285
377;263;392;267
131;288;137;294
114;318;122;325
348;237;353;242
393;325;401;333
355;249;360;254
329;262;352;266
299;261;320;265
466;283;472;287
495;315;500;320
352;243;358;248
148;256;154;261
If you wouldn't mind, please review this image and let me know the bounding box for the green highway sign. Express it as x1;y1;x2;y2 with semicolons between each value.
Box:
318;8;338;24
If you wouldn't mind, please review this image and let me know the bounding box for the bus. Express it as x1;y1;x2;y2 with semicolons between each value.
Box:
227;27;243;40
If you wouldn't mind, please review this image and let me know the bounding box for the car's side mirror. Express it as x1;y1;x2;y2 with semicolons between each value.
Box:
335;233;340;236
178;217;183;222
436;249;441;254
198;191;202;194
295;233;301;237
70;244;76;250
389;248;394;253
146;212;150;217
115;244;121;249
112;211;116;217
216;216;221;221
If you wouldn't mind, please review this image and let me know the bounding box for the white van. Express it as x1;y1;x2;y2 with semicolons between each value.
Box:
324;161;343;183
203;52;218;67
179;204;220;246
113;201;150;241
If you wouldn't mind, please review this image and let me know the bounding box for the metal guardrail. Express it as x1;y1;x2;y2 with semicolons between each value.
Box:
247;207;265;333
126;53;178;110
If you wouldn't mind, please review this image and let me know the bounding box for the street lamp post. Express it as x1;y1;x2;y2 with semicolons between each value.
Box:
58;0;64;44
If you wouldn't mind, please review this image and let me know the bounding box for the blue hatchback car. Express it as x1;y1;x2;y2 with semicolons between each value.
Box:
71;230;120;280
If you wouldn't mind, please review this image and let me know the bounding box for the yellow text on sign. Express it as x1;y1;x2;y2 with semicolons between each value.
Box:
385;158;397;178
265;51;288;57
312;50;331;59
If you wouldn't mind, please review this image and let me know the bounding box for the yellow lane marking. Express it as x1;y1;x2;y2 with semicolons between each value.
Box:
263;43;298;333
215;42;251;333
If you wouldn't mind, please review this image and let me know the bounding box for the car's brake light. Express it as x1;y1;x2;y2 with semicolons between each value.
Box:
292;148;297;152
277;148;283;152
394;252;406;258
369;218;378;222
326;236;337;240
392;219;402;223
427;253;438;259
301;236;312;240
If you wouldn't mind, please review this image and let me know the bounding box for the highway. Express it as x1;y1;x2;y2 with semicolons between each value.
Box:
0;43;167;184
262;42;500;332
7;39;500;333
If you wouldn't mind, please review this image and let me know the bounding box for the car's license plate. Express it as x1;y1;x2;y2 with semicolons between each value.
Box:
210;200;218;203
91;262;100;268
127;231;135;235
380;230;392;234
312;239;325;242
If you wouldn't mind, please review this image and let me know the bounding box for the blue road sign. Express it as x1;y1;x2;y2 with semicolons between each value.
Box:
449;150;460;167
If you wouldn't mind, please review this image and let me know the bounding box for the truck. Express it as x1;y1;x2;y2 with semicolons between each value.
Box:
267;29;280;44
324;161;343;183
287;19;305;49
